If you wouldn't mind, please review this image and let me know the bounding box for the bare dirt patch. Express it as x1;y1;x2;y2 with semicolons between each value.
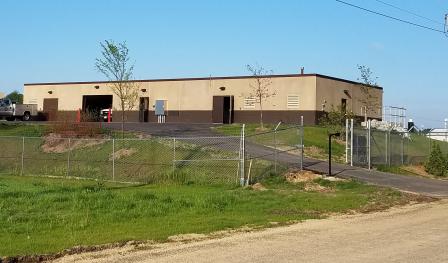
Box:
285;170;322;183
167;233;208;242
401;165;432;178
109;148;137;161
250;183;267;191
41;133;106;153
284;170;338;193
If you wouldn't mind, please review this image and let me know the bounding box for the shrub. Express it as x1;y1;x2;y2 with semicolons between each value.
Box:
425;143;447;177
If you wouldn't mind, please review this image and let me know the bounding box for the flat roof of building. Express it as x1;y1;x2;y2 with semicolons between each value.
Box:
24;73;383;90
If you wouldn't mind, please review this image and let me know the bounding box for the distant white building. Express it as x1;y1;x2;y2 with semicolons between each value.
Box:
428;119;448;142
428;128;448;142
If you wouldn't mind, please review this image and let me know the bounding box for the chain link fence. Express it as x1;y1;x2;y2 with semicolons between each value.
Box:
244;122;304;184
0;135;243;185
347;120;448;168
0;123;304;185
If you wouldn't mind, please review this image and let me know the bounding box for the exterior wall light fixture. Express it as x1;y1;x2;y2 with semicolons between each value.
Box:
48;91;53;94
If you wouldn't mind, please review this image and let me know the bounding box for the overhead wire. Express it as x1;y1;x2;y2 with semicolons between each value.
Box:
372;0;443;26
335;0;445;34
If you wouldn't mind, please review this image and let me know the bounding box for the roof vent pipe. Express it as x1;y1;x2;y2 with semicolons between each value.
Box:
300;67;305;74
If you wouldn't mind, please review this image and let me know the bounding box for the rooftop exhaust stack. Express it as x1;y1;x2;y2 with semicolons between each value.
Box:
300;67;305;75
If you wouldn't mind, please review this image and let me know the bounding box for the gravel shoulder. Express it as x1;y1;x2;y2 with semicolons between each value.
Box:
52;200;448;263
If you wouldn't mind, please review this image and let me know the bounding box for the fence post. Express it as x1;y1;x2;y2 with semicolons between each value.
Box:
401;134;404;165
345;119;349;164
300;116;304;171
112;138;115;181
20;137;25;176
240;124;245;186
385;131;388;166
367;120;371;170
274;121;281;174
350;119;354;166
67;138;71;177
172;138;176;174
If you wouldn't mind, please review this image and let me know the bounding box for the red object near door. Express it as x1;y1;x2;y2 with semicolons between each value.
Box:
107;108;111;123
76;109;81;122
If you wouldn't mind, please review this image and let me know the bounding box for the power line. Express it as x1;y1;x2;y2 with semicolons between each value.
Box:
372;0;443;26
335;0;445;34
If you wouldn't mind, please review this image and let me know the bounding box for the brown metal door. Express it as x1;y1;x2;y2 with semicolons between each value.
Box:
43;98;58;121
139;97;149;122
212;96;224;123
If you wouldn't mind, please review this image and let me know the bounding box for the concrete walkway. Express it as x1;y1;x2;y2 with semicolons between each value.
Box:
106;123;448;198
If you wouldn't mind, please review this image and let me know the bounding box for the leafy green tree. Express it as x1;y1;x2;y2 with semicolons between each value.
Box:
95;40;139;137
319;105;354;138
5;91;23;104
357;65;380;122
425;143;447;177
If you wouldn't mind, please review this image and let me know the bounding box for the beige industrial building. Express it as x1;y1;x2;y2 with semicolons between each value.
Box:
23;73;383;124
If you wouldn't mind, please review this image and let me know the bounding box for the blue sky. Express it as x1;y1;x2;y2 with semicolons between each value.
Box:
0;0;447;127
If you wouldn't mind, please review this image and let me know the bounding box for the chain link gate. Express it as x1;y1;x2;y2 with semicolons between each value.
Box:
346;119;447;169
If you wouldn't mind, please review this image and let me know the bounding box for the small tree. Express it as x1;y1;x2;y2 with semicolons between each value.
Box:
5;91;23;104
246;64;276;129
319;105;355;138
357;65;380;122
425;143;447;177
95;40;139;137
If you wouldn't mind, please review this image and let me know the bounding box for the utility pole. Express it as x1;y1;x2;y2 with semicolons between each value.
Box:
445;14;448;36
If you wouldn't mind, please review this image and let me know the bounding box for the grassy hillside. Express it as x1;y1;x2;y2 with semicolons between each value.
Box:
214;124;346;161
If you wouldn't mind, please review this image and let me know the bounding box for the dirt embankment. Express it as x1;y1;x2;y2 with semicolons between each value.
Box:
41;133;106;153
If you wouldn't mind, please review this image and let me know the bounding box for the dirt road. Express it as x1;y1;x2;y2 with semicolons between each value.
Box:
54;200;448;263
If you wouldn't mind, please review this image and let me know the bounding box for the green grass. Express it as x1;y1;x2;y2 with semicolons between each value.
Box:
0;123;47;137
0;175;415;257
214;124;345;160
375;165;415;176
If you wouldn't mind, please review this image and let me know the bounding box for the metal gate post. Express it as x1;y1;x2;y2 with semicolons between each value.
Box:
367;120;371;170
300;116;304;171
345;119;349;164
350;119;354;166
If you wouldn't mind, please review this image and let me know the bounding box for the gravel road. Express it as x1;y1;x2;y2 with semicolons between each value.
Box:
53;200;448;263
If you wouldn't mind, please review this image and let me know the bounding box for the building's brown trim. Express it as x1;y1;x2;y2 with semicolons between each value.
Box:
39;110;377;125
24;73;383;90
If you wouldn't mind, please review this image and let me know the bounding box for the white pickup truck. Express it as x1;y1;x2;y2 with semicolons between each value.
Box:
0;98;37;121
